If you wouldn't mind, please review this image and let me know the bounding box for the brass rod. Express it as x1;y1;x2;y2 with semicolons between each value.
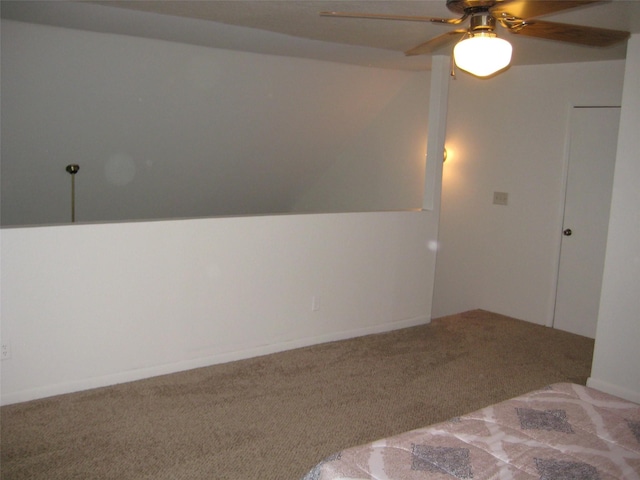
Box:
65;164;80;223
71;174;75;222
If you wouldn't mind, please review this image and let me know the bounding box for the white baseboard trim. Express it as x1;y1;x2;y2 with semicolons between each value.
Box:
1;315;430;406
587;376;640;403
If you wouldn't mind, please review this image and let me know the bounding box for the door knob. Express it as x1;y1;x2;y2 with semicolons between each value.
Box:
563;228;572;236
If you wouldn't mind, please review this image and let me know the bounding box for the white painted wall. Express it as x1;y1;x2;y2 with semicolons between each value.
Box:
588;34;640;403
432;60;625;326
1;20;429;226
0;211;438;405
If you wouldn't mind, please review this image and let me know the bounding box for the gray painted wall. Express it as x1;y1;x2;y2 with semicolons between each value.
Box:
1;20;429;226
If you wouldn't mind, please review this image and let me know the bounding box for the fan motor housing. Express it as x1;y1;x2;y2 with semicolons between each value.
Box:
446;0;497;15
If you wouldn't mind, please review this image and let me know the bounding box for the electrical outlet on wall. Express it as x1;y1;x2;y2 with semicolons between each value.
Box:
1;342;11;360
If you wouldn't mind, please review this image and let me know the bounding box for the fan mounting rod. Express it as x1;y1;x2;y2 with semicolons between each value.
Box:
469;11;496;32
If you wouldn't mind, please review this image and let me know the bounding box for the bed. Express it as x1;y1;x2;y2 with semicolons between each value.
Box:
301;383;640;479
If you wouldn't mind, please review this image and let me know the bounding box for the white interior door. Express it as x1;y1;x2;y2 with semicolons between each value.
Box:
553;107;620;338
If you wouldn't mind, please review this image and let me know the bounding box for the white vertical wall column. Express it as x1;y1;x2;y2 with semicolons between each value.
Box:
587;34;640;403
423;55;450;212
422;55;450;326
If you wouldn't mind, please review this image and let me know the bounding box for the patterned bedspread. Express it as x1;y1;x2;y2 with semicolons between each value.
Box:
302;383;640;479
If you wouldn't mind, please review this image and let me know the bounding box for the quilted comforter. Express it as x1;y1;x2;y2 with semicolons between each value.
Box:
302;383;640;479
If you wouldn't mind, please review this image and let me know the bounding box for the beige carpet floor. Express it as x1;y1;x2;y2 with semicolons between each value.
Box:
0;310;594;480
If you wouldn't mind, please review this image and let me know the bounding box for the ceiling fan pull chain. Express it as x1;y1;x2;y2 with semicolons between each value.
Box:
450;52;457;79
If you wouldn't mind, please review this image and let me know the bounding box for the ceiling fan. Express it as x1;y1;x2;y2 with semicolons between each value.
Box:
320;0;631;77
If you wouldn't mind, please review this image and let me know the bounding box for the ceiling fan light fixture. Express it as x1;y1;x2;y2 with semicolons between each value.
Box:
453;32;512;77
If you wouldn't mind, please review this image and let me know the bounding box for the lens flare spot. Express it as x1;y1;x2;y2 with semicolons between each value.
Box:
105;153;136;186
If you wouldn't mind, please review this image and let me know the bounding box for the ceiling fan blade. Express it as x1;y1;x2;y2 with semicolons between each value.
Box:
508;20;630;47
491;0;602;20
405;30;467;56
319;11;466;25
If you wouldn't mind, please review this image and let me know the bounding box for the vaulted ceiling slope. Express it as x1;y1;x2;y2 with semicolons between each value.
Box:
2;0;640;71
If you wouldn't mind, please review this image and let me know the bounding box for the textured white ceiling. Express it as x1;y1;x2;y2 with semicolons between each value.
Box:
3;0;640;71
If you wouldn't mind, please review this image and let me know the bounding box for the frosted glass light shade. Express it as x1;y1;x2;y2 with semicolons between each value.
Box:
453;33;512;77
